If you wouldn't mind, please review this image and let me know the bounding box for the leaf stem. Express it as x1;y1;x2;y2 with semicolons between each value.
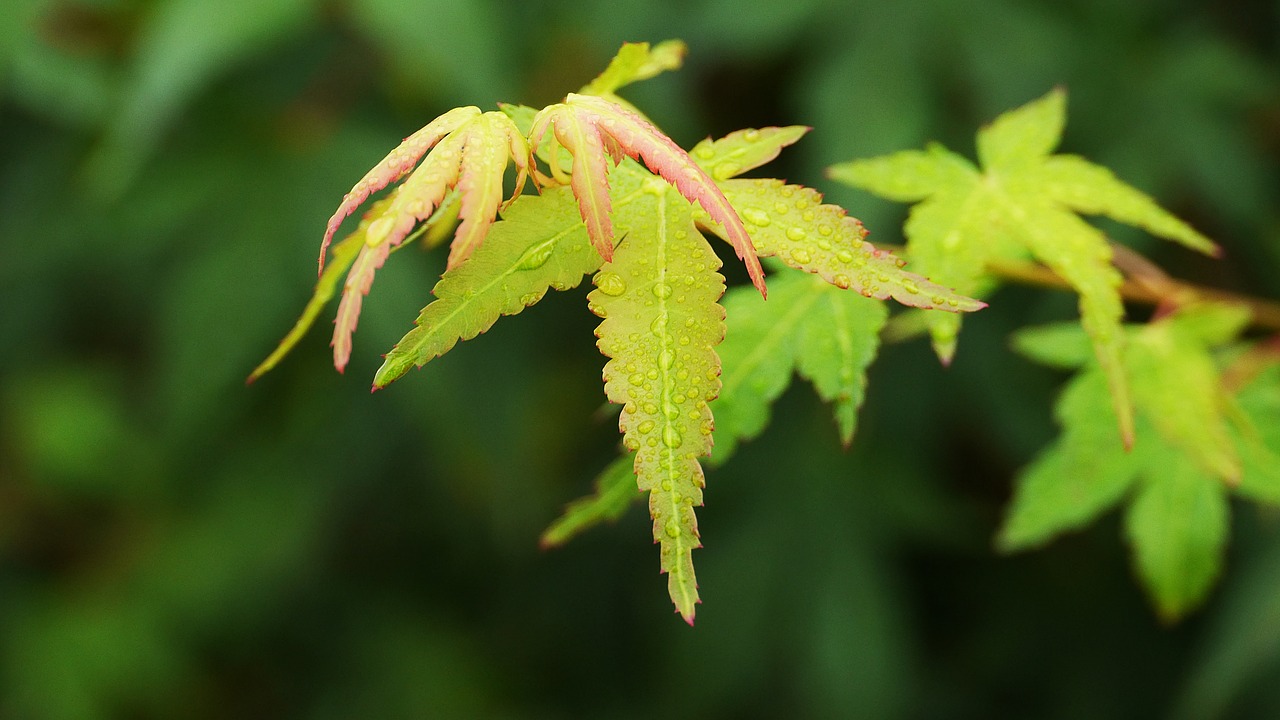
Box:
982;250;1280;333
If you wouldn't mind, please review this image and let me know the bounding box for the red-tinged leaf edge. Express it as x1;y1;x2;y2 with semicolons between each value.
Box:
319;106;481;275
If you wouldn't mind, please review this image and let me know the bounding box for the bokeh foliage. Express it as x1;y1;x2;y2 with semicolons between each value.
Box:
2;0;1278;717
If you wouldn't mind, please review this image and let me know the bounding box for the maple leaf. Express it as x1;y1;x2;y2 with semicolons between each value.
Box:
374;159;652;389
322;109;529;372
589;182;724;624
999;303;1280;620
529;93;768;297
828;88;1217;447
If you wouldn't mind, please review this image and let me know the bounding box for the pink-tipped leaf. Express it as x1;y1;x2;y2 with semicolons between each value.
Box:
564;93;766;297
319;106;480;275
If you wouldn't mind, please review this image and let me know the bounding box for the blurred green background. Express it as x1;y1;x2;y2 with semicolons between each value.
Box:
2;0;1279;717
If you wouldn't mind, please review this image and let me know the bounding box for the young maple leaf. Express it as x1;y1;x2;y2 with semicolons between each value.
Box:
828;88;1217;447
528;93;768;297
1000;304;1280;621
321;109;530;372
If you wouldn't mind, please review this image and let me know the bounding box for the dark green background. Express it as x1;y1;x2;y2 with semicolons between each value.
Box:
2;0;1279;717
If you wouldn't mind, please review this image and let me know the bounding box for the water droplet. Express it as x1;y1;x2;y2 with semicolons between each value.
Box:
462;289;477;299
695;145;715;159
664;519;680;539
663;426;683;448
665;408;680;421
741;208;771;226
643;402;658;414
596;272;626;296
366;216;395;246
790;248;812;264
521;292;541;306
624;402;637;414
836;250;855;264
901;279;920;294
629;372;645;385
818;224;833;236
624;436;640;451
931;295;947;305
659;349;675;369
877;272;891;283
786;227;807;242
833;274;852;289
780;186;795;198
743;129;760;141
652;282;673;299
713;162;740;180
637;420;656;435
650;315;669;336
802;211;815;222
661;480;673;491
705;368;719;381
516;240;555;270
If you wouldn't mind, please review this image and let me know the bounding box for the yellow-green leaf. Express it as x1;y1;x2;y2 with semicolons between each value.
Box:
590;187;724;624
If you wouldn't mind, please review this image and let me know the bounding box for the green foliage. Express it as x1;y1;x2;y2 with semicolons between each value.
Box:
830;89;1218;446
1001;304;1280;619
10;2;1280;715
258;41;980;620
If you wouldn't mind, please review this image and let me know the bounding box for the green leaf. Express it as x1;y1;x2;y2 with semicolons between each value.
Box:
590;187;724;624
1009;322;1094;371
580;40;687;97
1129;310;1243;483
1003;305;1274;619
690;126;810;181
1038;155;1218;256
709;179;984;312
540;456;642;548
826;143;975;202
998;370;1143;551
830;88;1219;444
372;174;637;388
1125;464;1229;622
976;86;1065;170
711;269;886;461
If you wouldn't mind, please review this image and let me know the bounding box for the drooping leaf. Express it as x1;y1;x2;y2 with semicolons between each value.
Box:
1001;303;1277;620
540;456;642;549
590;186;725;624
319;106;480;272
830;88;1219;445
324;110;530;371
530;93;767;296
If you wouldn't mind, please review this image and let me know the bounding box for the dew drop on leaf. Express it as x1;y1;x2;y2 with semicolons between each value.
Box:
835;250;855;263
741;208;771;226
662;426;683;448
366;216;395;246
652;282;673;299
596;272;627;296
638;419;656;434
713;162;740;180
790;248;812;264
516;240;555;270
834;274;852;289
664;519;681;539
786;227;806;241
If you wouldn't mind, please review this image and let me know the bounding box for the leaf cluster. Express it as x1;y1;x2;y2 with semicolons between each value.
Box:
255;41;1280;624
